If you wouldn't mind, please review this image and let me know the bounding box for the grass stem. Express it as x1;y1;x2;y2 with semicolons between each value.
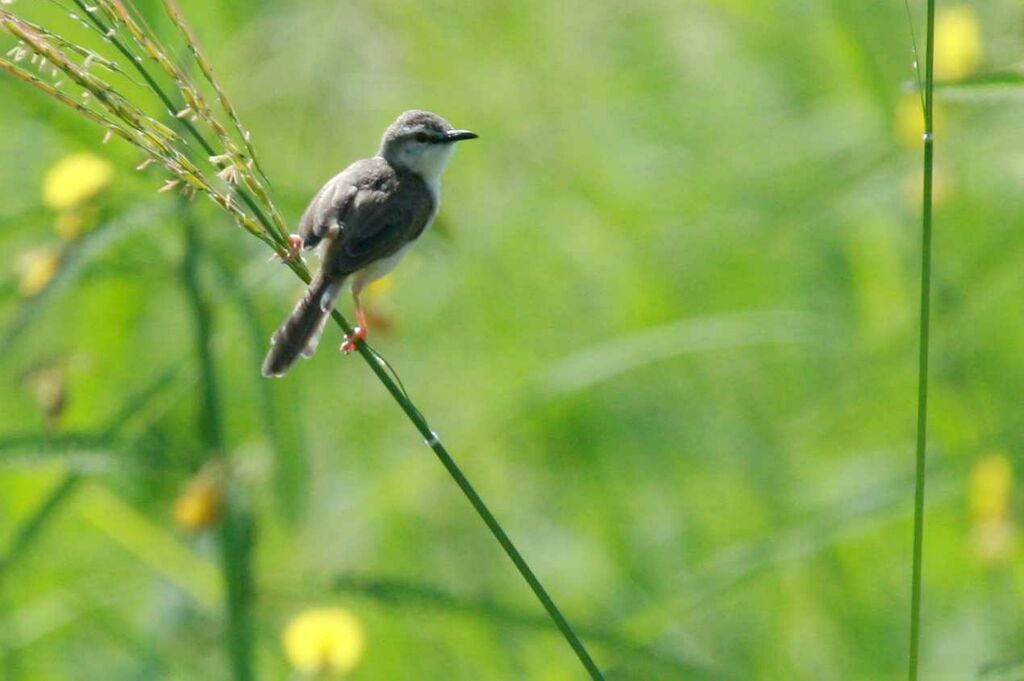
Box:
1;3;603;676
343;313;605;680
908;0;936;678
181;202;254;681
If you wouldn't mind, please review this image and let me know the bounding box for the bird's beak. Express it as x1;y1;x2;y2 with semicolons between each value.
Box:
446;129;478;142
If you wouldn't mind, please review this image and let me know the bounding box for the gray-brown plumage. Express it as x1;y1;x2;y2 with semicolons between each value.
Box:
262;110;477;377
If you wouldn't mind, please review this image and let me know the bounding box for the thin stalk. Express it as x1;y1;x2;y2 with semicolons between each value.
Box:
0;473;80;577
330;574;721;679
181;203;254;681
3;3;602;674
908;0;936;679
280;258;605;680
206;250;309;523
341;311;604;679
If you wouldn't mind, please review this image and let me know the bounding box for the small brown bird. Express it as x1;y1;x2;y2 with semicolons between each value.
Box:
262;110;477;378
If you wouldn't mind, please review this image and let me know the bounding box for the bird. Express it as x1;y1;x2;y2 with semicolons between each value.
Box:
261;110;477;378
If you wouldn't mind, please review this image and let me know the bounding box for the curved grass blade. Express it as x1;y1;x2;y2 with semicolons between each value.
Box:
330;573;729;680
0;473;80;576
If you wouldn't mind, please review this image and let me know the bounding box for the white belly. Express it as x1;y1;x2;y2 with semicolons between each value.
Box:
350;245;408;294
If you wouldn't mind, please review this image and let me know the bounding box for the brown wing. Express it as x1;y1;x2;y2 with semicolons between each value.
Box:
300;159;434;278
296;159;375;250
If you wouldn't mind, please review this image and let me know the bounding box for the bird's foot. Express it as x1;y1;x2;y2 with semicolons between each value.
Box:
340;326;367;354
284;234;304;262
269;234;304;264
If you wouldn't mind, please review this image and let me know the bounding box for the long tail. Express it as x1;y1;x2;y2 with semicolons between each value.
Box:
262;272;344;377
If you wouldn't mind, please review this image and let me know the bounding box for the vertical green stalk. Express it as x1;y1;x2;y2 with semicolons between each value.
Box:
181;204;254;681
908;0;936;679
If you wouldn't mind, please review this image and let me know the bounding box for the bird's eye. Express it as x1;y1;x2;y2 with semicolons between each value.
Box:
414;132;430;143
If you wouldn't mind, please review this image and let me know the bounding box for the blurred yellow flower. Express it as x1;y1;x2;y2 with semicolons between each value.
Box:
42;153;113;212
18;248;61;297
895;93;949;148
173;467;224;532
366;274;393;298
970;453;1012;523
896;94;924;149
969;453;1016;565
283;608;365;677
934;5;982;81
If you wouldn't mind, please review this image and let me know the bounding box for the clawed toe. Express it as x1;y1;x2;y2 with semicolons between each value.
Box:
286;234;304;261
271;234;304;264
340;326;367;354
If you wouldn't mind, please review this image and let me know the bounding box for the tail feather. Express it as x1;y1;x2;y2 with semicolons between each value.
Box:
299;279;342;359
262;274;343;377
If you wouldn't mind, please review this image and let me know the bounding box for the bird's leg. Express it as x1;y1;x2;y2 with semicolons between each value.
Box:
340;292;369;354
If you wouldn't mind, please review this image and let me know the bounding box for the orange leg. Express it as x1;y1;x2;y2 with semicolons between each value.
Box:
340;292;369;354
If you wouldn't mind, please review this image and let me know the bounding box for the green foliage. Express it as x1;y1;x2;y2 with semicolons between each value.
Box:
1;0;1022;679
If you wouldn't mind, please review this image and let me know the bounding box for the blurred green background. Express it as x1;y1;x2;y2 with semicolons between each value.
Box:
1;0;1022;679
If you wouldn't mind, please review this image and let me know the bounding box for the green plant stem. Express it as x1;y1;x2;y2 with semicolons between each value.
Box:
21;4;601;675
0;470;80;681
908;0;936;679
206;250;309;523
276;259;604;678
331;574;723;679
0;473;80;579
181;205;254;681
346;329;602;677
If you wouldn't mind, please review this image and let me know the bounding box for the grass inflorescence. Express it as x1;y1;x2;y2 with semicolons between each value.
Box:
0;1;604;678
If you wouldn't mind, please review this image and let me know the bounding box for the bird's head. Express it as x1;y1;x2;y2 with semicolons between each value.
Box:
379;110;477;182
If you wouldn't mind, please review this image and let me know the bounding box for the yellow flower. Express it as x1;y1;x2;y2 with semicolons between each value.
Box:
896;94;925;149
173;467;224;532
970;453;1012;523
895;92;947;155
42;153;114;211
969;453;1016;564
366;274;393;298
283;608;365;677
934;5;983;81
18;248;61;297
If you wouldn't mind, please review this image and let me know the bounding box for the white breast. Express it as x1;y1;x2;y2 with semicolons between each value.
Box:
350;245;409;295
